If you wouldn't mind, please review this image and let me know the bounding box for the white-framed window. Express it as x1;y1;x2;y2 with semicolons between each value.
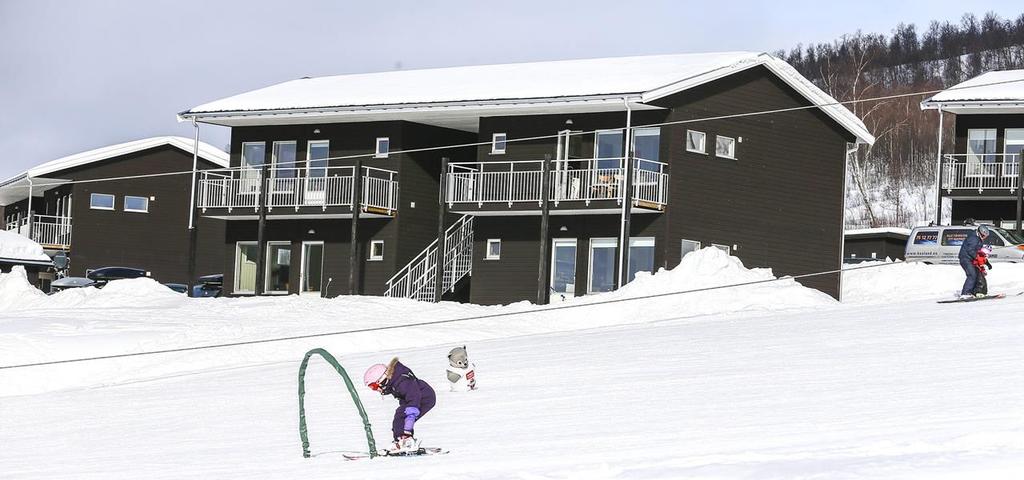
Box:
485;239;501;260
712;243;731;254
588;238;618;294
368;240;384;261
1004;129;1024;178
265;241;292;294
123;195;149;213
300;241;324;295
375;137;390;158
491;133;507;154
271;141;298;189
234;241;259;294
306;140;330;190
241;142;266;194
686;130;706;154
967;129;997;176
681;239;701;260
89;193;115;210
715;135;736;160
550;238;578;300
627;237;655;283
595;129;625;169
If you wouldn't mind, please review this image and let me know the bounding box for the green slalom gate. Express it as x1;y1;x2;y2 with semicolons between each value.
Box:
298;348;378;458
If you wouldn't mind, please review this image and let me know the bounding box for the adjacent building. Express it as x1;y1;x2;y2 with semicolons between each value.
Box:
921;69;1024;229
179;52;874;304
0;137;228;288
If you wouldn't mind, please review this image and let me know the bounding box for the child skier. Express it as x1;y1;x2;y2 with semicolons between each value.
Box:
972;244;993;297
363;358;436;454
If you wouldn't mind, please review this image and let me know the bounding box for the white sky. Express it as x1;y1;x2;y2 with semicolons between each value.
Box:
0;0;1021;178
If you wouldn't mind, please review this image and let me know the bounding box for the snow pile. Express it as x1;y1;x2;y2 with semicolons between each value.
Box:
569;247;837;315
0;229;51;262
843;259;1024;304
0;266;46;307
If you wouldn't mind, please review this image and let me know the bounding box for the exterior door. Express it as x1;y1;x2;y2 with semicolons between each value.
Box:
550;238;577;302
300;242;324;295
554;130;583;200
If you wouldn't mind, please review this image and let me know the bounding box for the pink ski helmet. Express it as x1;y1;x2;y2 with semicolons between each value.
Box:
363;363;387;391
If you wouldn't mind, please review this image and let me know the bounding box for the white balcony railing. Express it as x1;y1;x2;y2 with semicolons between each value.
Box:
197;166;398;214
941;153;1021;192
446;157;667;210
5;214;72;249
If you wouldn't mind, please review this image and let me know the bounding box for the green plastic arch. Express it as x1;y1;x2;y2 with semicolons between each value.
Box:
298;348;378;458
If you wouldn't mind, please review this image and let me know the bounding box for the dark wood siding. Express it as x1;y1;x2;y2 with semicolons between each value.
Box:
844;234;909;261
58;145;225;283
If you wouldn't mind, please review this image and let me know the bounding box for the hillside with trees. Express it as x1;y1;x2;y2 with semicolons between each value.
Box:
775;12;1024;228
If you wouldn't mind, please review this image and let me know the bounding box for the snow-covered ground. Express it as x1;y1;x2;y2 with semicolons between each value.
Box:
1;249;1023;479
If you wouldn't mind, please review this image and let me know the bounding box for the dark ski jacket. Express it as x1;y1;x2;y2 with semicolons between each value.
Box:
958;231;984;262
381;358;435;410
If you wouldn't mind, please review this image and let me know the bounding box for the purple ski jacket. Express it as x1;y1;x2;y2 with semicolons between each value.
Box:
382;360;435;409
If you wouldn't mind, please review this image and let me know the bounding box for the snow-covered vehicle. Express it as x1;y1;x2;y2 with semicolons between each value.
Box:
905;224;1024;264
191;274;223;298
48;276;97;293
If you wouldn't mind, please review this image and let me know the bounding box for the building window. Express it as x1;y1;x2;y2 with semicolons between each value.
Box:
307;140;330;182
369;240;384;261
491;133;507;154
686;130;706;154
123;196;149;213
680;239;701;260
715;135;736;160
627;237;655;283
301;242;324;295
1004;129;1024;178
89;193;115;210
967;129;997;168
271;141;298;191
234;242;259;293
375;137;390;158
485;239;501;260
595;129;625;169
265;242;291;293
588;238;618;294
550;238;578;299
241;142;266;194
712;243;731;254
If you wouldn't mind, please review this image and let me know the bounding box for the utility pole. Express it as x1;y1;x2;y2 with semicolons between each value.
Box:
255;163;270;295
349;158;363;295
537;154;552;304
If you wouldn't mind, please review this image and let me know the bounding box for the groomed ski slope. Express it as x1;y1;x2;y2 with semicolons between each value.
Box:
1;249;1023;479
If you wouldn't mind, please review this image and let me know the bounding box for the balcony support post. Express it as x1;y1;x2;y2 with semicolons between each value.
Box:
255;163;270;296
187;119;200;296
349;159;364;295
933;106;944;226
618;98;634;289
537;154;552;305
26;177;34;241
1017;154;1023;234
434;157;450;302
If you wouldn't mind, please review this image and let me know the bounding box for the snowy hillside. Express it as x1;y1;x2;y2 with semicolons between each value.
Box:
1;249;1023;478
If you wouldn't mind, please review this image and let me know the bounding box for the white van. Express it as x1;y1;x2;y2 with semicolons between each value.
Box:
905;225;1024;264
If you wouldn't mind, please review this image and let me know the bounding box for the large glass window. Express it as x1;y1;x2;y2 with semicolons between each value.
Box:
271;141;297;188
550;239;577;301
89;193;114;210
1005;129;1024;178
305;141;330;201
266;242;291;293
633;128;661;172
628;237;655;283
234;242;258;293
967;129;997;174
301;242;323;295
588;238;618;293
241;142;266;193
595;130;624;169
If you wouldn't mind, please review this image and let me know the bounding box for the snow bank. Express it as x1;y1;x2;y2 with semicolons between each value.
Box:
0;229;51;262
842;259;1024;304
0;266;46;308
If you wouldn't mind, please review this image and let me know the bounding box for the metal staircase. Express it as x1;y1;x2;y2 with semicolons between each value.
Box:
384;215;473;302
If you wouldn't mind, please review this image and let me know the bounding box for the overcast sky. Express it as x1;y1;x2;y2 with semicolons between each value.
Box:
1;0;1021;178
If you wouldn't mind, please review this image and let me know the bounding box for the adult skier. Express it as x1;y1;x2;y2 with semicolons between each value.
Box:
363;358;437;454
958;224;990;300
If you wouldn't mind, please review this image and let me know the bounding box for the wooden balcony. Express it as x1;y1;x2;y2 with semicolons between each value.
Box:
197;166;398;219
445;157;667;215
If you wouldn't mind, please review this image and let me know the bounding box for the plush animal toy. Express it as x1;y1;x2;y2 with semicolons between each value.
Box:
445;346;477;392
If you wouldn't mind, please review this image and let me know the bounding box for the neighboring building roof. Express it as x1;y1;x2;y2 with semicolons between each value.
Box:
921;70;1024;114
181;52;874;144
844;227;912;238
0;230;53;266
0;137;228;205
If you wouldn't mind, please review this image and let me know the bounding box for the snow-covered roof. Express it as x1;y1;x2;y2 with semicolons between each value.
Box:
0;230;52;266
181;52;874;144
921;70;1024;113
0;137;228;205
844;227;911;238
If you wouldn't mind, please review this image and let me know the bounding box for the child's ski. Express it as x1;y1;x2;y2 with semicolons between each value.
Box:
937;293;1006;304
342;447;448;461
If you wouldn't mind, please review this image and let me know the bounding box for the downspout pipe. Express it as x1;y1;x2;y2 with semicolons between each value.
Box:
934;105;944;226
26;177;34;240
187;119;201;295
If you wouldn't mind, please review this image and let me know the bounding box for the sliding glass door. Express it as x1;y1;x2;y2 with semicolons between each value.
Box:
550;238;577;302
588;238;617;293
300;242;324;295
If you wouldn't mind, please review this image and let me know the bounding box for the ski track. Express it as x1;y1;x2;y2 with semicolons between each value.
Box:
2;254;1024;478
